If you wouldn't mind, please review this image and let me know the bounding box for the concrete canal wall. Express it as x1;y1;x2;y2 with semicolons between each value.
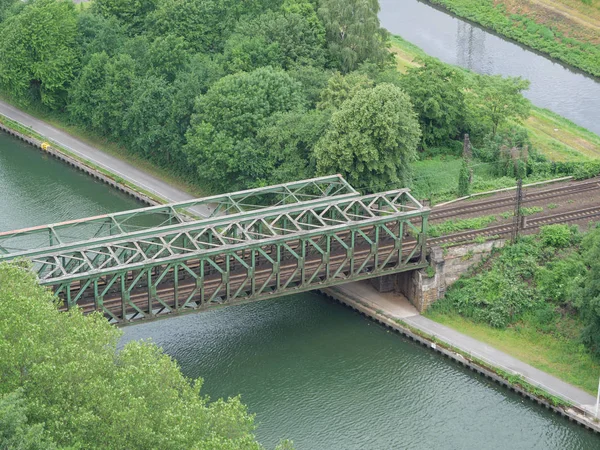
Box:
0;122;157;206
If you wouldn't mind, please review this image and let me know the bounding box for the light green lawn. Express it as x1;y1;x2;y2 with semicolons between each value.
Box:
426;311;600;395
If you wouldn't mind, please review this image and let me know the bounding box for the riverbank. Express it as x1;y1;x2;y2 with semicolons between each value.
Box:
0;98;200;205
389;35;600;162
424;0;600;77
322;281;600;434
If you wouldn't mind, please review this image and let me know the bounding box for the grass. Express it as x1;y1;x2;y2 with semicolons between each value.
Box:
526;107;600;161
520;206;544;215
425;0;600;76
425;311;600;395
429;215;498;237
390;35;600;163
0;94;205;199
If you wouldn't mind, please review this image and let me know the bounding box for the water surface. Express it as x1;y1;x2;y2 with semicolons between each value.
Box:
380;0;600;135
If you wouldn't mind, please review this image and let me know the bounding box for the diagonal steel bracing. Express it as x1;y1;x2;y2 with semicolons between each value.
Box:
0;177;430;324
0;175;357;256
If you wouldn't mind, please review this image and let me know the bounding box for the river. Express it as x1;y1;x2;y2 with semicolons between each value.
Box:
2;131;598;448
379;0;600;136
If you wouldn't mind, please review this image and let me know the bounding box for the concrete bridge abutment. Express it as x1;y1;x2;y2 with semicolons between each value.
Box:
371;240;508;312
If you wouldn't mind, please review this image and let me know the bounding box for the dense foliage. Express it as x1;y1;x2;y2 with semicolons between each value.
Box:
315;83;420;190
431;224;600;358
0;0;554;195
0;262;293;449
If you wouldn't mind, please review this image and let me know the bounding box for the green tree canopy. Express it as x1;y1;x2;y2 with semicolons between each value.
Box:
123;76;175;164
69;52;136;139
574;227;600;357
466;74;531;137
145;0;240;53
222;10;326;73
93;0;158;33
317;71;373;110
0;0;19;23
0;0;79;109
399;59;467;146
314;83;421;192
318;0;390;73
0;262;267;449
76;11;127;62
257;109;330;183
185;66;305;192
145;34;189;83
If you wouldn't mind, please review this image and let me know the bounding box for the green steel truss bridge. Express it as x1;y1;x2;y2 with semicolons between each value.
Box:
0;176;430;324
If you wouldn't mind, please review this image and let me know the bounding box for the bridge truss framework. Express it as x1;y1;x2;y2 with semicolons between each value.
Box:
0;176;430;324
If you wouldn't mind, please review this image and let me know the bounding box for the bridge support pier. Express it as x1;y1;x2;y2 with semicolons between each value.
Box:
395;246;446;313
370;240;508;313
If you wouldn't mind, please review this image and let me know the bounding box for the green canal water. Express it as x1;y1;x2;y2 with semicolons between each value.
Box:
2;131;599;449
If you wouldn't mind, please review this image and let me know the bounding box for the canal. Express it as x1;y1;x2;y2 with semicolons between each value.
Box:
2;131;599;448
379;0;600;136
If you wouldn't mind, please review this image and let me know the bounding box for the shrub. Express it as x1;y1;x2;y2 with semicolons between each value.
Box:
539;224;577;248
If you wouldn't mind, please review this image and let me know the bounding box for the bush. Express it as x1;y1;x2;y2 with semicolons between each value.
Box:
539;224;578;248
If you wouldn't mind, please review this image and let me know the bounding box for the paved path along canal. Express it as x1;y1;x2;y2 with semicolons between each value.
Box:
2;131;599;448
0;100;195;204
329;281;597;409
380;0;600;136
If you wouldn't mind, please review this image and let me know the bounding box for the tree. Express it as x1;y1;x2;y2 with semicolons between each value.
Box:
466;75;531;137
399;59;467;147
165;55;225;175
123;76;175;164
257;109;330;183
93;0;159;33
69;52;111;130
145;34;189;83
574;228;600;357
457;158;471;197
70;53;136;139
0;262;268;449
0;0;79;109
185;67;305;192
318;0;390;73
317;71;373;110
287;65;331;108
0;0;19;23
222;10;326;73
76;12;127;63
0;390;57;450
145;0;244;53
314;83;421;192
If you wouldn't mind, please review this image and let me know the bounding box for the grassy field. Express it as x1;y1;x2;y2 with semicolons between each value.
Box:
390;35;600;163
424;0;600;77
426;311;600;395
410;156;519;203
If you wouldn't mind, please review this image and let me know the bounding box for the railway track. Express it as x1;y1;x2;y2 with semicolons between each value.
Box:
53;178;600;321
430;178;600;222
431;205;600;245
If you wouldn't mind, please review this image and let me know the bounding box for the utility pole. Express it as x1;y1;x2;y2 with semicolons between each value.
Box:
463;134;473;183
512;178;523;243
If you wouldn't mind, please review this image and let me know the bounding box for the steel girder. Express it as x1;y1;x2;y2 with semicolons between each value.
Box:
0;175;357;256
26;189;426;284
56;210;428;323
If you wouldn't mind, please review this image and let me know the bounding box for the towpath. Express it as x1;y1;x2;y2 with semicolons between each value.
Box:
0;100;195;204
329;281;598;411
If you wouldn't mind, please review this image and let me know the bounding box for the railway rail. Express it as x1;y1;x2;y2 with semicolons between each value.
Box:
430;177;600;222
430;204;600;245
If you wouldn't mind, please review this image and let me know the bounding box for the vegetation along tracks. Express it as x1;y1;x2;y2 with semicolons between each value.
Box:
431;204;600;245
430;177;600;222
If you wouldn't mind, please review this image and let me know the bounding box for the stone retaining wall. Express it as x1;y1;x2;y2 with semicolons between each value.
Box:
395;240;507;312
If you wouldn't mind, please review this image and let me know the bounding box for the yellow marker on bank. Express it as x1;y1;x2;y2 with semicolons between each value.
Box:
41;142;49;150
